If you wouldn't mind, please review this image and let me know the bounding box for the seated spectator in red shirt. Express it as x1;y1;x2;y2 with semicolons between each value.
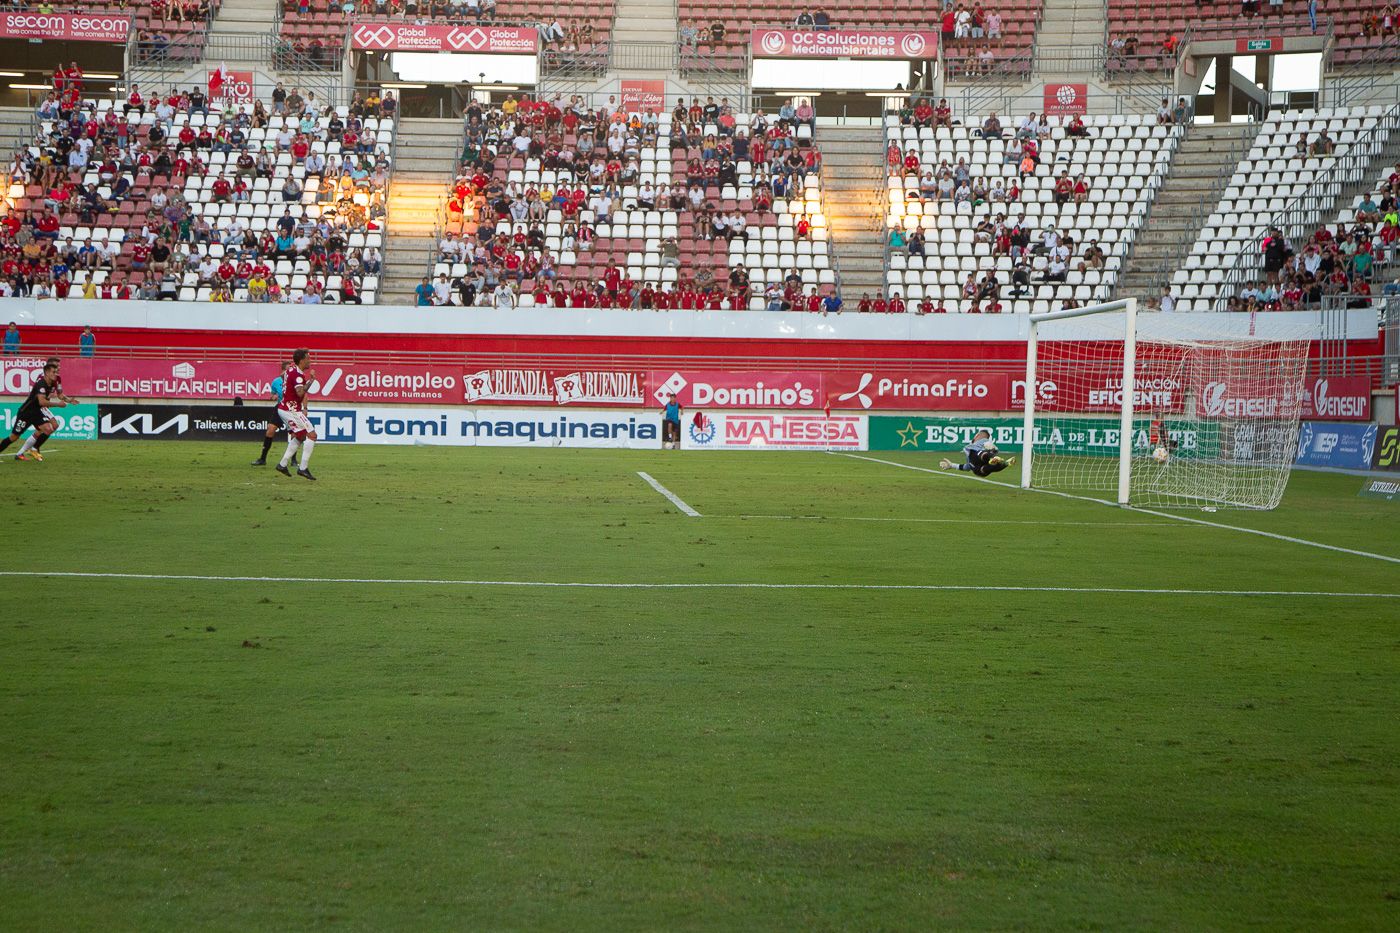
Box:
934;98;953;128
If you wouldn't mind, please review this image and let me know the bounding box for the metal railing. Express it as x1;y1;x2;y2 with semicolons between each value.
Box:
537;42;611;95
1213;103;1400;309
677;43;749;103
1032;45;1105;75
1329;35;1400;106
123;29;346;106
1382;295;1399;386
610;40;677;72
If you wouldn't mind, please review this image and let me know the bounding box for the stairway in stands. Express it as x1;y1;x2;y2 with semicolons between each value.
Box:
380;118;463;303
1033;0;1105;71
209;0;280;36
1116;122;1257;301
818;124;888;299
611;0;675;47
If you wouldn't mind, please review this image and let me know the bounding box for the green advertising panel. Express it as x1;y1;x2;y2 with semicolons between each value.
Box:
870;416;1214;457
1;403;99;440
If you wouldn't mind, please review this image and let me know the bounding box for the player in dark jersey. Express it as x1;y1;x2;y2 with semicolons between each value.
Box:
251;360;291;466
275;347;318;480
1;358;77;461
939;429;1015;477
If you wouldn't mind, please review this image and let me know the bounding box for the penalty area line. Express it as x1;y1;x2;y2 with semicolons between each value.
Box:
637;471;701;516
0;571;1395;599
838;453;1400;566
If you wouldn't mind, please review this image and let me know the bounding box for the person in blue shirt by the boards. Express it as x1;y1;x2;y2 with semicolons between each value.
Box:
661;393;683;450
252;360;292;466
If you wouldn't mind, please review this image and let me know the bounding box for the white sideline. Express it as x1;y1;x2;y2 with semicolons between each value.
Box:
0;571;1395;599
637;471;701;517
724;514;1164;527
839;454;1400;566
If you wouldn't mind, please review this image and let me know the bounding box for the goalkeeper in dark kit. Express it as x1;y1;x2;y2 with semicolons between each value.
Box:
940;429;1015;477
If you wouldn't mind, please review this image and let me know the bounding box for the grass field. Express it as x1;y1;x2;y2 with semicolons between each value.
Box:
2;441;1398;931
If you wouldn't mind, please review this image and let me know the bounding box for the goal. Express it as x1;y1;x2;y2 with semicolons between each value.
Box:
1020;299;1311;510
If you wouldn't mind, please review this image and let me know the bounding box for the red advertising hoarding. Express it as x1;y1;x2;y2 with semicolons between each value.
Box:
648;370;824;409
620;80;665;114
350;22;538;53
824;371;1010;410
1300;376;1371;421
0;12;130;42
7;359;1368;419
463;368;646;407
1043;83;1088;117
750;29;937;59
45;359;467;405
209;68;254;106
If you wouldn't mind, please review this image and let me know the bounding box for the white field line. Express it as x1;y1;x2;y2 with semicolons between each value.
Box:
637;471;701;516
0;570;1395;599
839;453;1400;566
720;513;1164;527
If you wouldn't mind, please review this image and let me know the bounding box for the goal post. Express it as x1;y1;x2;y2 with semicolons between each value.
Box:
1022;298;1137;504
1019;299;1311;511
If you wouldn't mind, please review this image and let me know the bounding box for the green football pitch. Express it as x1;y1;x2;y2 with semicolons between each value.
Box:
2;442;1398;930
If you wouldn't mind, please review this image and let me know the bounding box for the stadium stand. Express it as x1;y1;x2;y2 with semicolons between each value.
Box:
1172;106;1393;311
882;108;1183;313
278;1;614;70
431;95;836;309
1106;0;1390;72
1;74;396;303
678;1;1041;74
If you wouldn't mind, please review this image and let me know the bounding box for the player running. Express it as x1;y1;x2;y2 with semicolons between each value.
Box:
0;358;78;461
275;348;318;481
251;360;291;466
939;429;1015;477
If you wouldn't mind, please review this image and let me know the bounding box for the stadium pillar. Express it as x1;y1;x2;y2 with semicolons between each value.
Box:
1213;55;1233;123
1255;54;1273;97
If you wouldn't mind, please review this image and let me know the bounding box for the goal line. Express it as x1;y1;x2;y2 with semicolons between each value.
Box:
838;454;1400;566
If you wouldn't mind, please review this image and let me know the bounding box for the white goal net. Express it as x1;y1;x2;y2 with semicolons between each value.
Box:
1022;303;1311;510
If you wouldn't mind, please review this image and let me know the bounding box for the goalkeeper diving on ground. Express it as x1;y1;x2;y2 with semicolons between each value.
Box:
940;430;1015;477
